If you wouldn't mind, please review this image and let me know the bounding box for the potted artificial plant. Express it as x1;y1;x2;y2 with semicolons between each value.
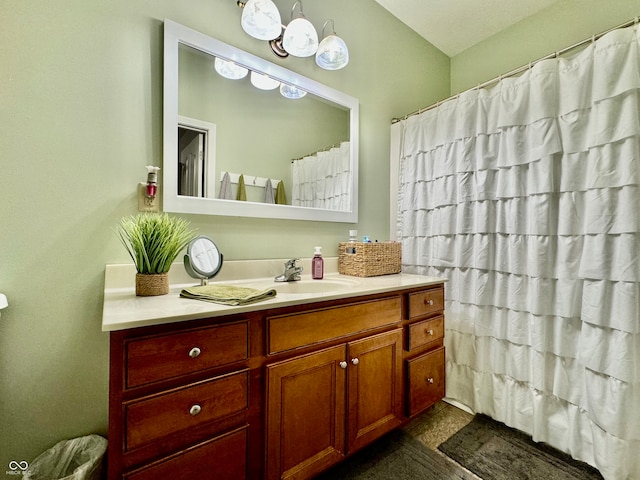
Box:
117;213;197;296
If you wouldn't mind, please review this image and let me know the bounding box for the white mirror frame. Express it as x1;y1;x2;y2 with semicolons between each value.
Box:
163;19;359;223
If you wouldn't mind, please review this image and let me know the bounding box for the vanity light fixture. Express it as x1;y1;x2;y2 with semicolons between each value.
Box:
315;20;349;70
282;1;318;57
250;71;280;90
214;57;249;79
236;1;349;70
280;83;307;99
239;0;282;41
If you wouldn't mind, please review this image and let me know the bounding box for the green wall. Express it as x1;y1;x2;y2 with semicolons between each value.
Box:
451;0;640;93
0;0;448;468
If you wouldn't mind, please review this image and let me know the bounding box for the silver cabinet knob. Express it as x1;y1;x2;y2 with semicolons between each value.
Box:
351;358;359;366
339;361;348;369
427;377;434;384
189;347;201;358
426;329;434;336
189;404;202;416
424;299;434;306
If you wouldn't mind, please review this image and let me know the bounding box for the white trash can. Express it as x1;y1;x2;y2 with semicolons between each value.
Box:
23;435;107;480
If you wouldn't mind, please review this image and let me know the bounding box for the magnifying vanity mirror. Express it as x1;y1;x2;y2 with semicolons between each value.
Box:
184;236;224;285
163;19;359;223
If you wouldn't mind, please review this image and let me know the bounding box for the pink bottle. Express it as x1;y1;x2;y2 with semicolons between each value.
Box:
312;246;324;280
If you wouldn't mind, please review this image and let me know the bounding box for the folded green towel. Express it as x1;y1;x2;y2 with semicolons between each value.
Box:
180;284;277;306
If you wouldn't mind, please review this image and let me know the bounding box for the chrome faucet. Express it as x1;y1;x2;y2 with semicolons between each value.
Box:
274;258;302;282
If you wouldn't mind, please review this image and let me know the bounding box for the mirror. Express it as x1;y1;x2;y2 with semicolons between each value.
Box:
184;236;224;285
163;19;359;222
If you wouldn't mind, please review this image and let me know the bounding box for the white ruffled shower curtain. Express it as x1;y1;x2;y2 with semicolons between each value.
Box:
291;141;351;210
397;24;640;480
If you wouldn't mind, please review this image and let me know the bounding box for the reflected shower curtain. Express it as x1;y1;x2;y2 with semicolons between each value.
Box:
291;141;351;210
397;25;639;480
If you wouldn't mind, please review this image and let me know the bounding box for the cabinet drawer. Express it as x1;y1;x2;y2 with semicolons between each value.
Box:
406;346;445;416
125;370;248;451
125;426;248;480
407;288;444;319
406;315;444;351
125;321;248;389
268;297;401;354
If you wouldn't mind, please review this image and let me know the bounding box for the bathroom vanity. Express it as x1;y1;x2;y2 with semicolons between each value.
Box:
102;260;445;480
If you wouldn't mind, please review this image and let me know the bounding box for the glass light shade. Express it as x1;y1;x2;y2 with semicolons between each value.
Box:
250;71;280;90
241;0;282;41
315;34;349;70
280;83;307;99
214;57;248;79
283;17;318;57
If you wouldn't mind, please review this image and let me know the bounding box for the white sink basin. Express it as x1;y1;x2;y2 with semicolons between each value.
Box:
240;277;360;295
273;278;359;294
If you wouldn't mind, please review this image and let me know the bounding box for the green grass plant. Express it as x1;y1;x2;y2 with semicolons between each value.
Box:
117;213;197;274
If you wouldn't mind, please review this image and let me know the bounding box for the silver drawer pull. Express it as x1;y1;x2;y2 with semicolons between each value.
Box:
339;361;348;369
189;347;201;358
351;357;359;366
426;329;434;336
189;404;202;416
424;299;434;306
427;377;434;384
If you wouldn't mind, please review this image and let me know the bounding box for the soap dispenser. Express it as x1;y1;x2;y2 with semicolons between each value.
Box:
312;246;324;279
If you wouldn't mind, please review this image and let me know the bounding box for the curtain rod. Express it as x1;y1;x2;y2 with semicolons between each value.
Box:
291;141;346;162
392;15;640;124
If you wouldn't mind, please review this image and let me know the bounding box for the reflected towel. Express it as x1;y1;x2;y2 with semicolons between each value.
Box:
218;172;232;199
237;174;247;201
180;284;277;306
264;179;275;203
275;180;287;205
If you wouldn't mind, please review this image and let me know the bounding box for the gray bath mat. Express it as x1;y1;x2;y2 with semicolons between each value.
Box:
315;429;475;479
438;414;603;480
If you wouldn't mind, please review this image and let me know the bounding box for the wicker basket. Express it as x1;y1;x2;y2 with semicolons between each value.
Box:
338;242;402;277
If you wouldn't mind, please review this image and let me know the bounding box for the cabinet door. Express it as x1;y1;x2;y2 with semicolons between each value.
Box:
266;345;346;480
406;346;445;416
346;328;403;452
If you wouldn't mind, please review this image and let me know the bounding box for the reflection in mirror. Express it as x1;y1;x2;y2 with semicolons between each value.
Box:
184;236;224;285
177;116;216;198
163;19;359;222
178;126;204;197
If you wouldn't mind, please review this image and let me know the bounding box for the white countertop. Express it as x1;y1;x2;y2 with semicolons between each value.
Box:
102;258;445;332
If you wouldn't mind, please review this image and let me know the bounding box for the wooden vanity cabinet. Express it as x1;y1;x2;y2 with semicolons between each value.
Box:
108;319;254;480
107;282;445;480
265;329;403;480
404;286;446;417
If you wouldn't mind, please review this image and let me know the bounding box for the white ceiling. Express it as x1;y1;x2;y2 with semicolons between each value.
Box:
374;0;560;57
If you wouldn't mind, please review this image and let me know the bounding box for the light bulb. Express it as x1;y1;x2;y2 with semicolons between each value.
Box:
280;83;307;99
250;71;280;90
214;57;248;79
241;0;282;41
316;34;349;70
282;2;318;57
